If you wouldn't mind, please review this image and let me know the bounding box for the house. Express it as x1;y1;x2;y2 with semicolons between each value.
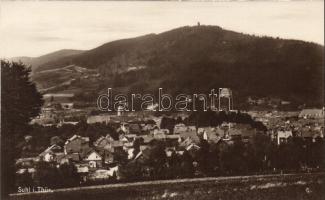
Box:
75;163;89;173
179;136;197;148
277;130;293;145
233;124;256;142
105;140;124;153
122;142;134;151
152;129;170;136
174;124;196;134
64;135;90;154
299;108;324;119
186;143;200;152
93;135;115;150
15;157;36;168
141;135;155;145
133;148;151;168
153;132;167;140
198;127;222;143
300;128;314;143
16;168;36;175
300;127;323;142
39;144;63;162
119;134;137;144
88;166;119;181
84;150;103;168
226;128;242;140
141;123;158;132
165;134;181;147
178;137;200;158
54;152;66;165
184;143;201;158
88;169;112;180
87;115;111;124
30;109;57;126
68;153;81;162
43;152;55;162
179;130;200;144
129;123;142;135
97;139;124;164
54;153;82;166
75;163;89;183
108;165;120;179
140;145;149;152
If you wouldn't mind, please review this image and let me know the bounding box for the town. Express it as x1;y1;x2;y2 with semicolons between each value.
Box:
15;88;325;189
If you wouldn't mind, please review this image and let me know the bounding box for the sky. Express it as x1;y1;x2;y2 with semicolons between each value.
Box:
1;1;324;58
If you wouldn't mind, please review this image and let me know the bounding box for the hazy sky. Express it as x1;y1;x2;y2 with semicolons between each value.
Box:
1;1;324;58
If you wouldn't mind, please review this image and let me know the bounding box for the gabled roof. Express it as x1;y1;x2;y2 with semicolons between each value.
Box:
179;130;200;143
134;151;143;160
65;135;89;145
179;137;195;148
93;136;106;147
94;135;114;147
186;143;200;151
39;144;62;157
84;150;102;161
60;153;81;162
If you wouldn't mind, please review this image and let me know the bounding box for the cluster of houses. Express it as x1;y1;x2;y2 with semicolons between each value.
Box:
247;96;292;108
248;108;325;145
16;120;261;183
19;105;324;184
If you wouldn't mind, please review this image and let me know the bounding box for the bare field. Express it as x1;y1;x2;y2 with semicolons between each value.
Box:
10;173;325;200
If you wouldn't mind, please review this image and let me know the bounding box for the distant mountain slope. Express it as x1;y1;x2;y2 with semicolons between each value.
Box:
33;26;324;107
11;49;84;71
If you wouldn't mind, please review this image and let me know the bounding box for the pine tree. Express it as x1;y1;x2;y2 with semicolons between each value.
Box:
1;61;43;197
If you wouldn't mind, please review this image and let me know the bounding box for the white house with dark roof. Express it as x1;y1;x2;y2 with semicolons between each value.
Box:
84;150;103;168
277;130;293;145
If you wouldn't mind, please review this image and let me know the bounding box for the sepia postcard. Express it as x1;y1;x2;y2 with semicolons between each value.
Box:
1;0;324;199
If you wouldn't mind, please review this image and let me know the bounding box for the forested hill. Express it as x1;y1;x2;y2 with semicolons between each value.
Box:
11;49;84;72
33;25;324;107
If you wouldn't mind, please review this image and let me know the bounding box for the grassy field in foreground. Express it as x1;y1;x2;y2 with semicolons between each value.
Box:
10;173;325;200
